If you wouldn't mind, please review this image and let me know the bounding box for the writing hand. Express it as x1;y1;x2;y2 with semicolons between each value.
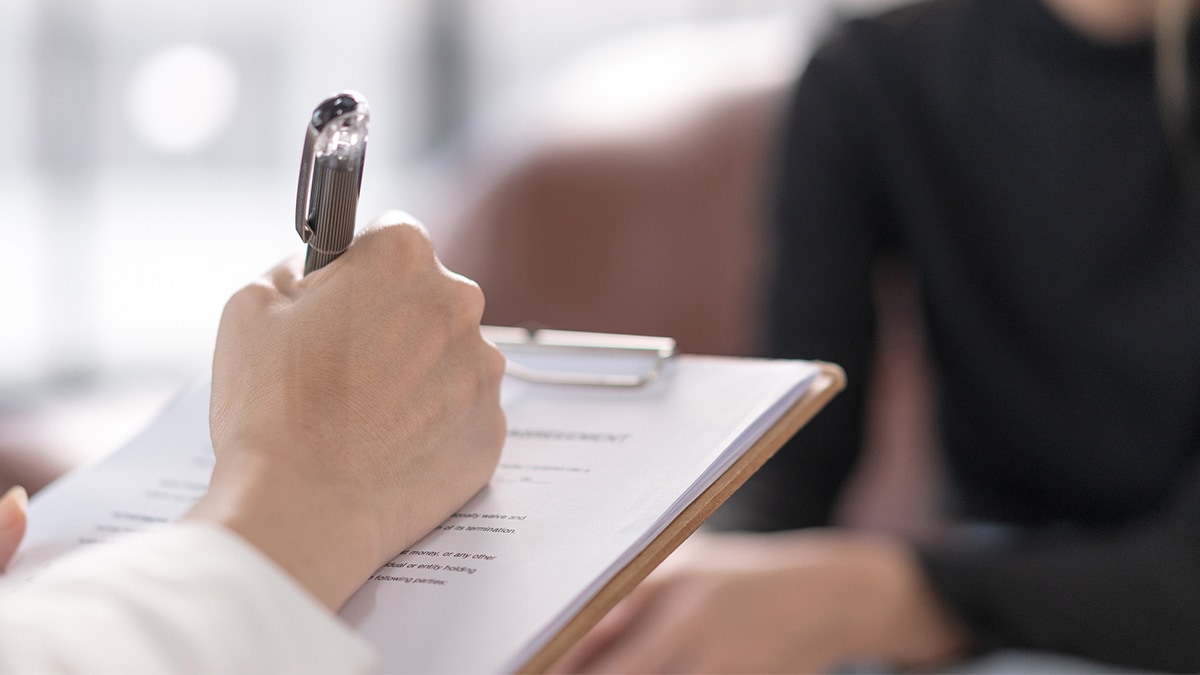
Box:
188;211;507;611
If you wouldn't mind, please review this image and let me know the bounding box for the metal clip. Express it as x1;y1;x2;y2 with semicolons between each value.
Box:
482;326;678;388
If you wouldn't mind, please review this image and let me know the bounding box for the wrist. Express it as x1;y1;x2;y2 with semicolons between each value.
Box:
187;446;384;611
852;535;973;669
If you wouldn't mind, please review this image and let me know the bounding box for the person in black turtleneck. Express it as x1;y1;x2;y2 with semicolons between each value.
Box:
552;0;1200;672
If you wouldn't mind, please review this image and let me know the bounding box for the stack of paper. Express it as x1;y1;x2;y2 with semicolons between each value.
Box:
13;354;821;673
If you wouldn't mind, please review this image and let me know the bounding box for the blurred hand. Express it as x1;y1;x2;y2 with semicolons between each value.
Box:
0;486;27;571
552;530;971;674
188;211;507;610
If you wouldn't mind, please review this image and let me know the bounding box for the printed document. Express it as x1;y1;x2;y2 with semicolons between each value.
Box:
11;355;818;673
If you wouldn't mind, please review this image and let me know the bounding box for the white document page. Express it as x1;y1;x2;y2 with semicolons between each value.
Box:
11;355;818;673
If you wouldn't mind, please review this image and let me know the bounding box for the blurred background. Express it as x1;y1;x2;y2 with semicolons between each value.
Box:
0;0;891;489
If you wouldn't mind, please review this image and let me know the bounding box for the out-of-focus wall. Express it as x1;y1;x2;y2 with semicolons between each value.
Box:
0;0;905;401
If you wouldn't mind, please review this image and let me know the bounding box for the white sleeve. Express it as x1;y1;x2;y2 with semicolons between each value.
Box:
0;521;377;674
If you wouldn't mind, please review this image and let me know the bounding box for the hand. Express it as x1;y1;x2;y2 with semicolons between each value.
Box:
552;530;971;674
0;486;28;571
187;212;507;611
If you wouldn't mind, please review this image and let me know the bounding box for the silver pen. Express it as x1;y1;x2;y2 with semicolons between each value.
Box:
295;91;369;275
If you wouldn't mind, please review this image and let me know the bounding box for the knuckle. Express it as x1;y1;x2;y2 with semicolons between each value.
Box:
455;277;487;323
224;280;275;316
369;209;426;233
484;341;507;385
357;218;436;271
435;272;484;327
386;220;435;260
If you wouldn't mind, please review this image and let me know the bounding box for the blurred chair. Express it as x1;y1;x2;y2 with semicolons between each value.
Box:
441;15;943;536
443;16;804;356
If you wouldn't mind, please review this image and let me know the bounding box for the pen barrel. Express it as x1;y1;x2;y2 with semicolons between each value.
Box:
303;165;360;275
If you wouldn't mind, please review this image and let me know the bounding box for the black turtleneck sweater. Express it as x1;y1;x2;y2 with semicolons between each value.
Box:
715;0;1200;670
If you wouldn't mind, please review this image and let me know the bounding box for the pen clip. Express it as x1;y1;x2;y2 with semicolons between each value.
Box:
295;91;369;248
295;124;319;243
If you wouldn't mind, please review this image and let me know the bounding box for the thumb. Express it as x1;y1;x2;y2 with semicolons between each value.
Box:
0;486;28;572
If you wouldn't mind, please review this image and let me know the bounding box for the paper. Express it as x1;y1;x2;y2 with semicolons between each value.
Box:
11;355;817;673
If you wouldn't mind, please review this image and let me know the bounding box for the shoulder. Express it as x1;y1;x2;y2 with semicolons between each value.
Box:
785;0;999;148
804;0;987;91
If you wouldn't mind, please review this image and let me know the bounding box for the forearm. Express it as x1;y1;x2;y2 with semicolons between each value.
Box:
0;522;375;673
919;520;1200;672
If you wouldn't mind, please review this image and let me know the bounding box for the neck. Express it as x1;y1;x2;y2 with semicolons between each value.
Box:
1042;0;1163;43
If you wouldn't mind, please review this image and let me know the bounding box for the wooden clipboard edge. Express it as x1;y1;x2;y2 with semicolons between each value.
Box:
517;360;846;674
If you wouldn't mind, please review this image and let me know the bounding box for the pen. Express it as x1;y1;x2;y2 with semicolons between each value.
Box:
295;90;370;275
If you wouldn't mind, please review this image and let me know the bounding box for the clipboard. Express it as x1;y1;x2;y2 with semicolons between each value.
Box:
511;348;846;672
13;326;845;674
484;325;845;672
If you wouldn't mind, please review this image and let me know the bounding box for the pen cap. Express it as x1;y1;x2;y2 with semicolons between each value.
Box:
312;92;369;170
